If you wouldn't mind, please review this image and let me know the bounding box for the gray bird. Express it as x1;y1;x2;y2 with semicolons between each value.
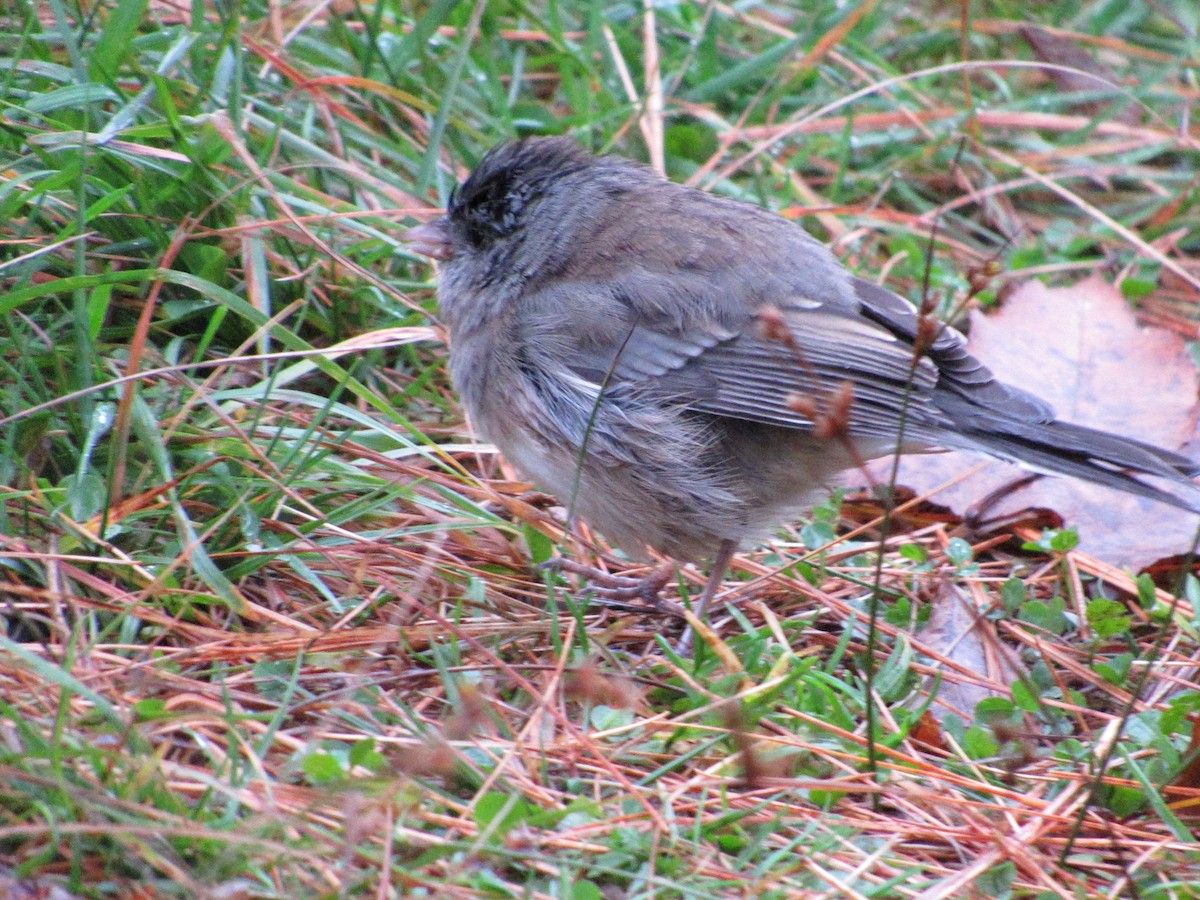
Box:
404;137;1200;624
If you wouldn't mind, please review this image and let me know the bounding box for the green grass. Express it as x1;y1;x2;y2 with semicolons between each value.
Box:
2;1;1200;896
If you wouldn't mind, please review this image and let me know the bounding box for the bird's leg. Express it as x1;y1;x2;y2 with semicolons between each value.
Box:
539;537;740;653
675;538;739;654
538;558;683;616
691;539;738;623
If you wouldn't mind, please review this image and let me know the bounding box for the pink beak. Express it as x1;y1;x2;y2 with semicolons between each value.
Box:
402;219;454;261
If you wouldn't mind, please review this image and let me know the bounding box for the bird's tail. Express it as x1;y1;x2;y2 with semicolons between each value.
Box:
954;417;1200;513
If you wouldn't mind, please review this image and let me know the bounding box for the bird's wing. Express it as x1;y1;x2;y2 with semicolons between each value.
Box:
849;277;1056;425
647;301;946;437
523;265;1051;442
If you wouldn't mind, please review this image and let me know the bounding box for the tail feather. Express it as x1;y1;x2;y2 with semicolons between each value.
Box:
955;418;1200;514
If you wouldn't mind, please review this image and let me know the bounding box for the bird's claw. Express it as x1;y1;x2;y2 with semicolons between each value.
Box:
537;558;684;617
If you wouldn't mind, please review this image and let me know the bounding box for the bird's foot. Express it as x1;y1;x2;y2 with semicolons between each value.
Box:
537;558;684;618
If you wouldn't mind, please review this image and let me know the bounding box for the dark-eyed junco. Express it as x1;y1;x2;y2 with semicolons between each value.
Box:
405;137;1200;622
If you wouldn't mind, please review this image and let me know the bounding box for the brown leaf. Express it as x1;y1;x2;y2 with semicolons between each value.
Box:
911;710;950;752
972;277;1195;438
564;660;643;710
856;276;1200;569
1170;717;1200;821
1019;26;1139;125
917;581;1027;723
1174;717;1200;790
0;869;82;900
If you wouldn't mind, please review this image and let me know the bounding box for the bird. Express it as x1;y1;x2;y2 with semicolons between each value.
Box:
403;136;1200;628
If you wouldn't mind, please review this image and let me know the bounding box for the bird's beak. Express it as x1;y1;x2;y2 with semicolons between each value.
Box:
402;218;454;261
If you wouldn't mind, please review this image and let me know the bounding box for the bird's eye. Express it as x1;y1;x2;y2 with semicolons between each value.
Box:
451;170;531;249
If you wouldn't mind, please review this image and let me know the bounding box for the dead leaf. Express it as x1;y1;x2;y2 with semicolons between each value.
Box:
972;277;1196;438
1020;26;1139;125
1174;717;1200;791
1170;717;1200;820
0;869;81;900
856;276;1200;569
911;710;950;752
564;660;644;709
916;581;1027;723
